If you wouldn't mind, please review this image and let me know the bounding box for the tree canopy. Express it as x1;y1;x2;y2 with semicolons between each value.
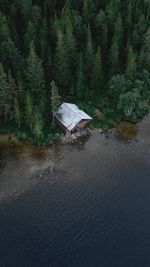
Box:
0;0;150;142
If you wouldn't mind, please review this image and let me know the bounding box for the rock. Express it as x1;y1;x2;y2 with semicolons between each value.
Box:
98;129;103;134
10;143;15;148
50;167;54;173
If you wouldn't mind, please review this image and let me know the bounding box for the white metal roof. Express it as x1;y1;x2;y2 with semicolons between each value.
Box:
55;103;92;131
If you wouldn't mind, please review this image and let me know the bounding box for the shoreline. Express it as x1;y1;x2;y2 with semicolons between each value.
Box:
1;110;150;147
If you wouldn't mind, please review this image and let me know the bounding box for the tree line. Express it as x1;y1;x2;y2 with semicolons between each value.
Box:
0;0;150;142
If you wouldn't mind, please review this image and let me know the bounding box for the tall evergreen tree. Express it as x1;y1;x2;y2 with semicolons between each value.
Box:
91;46;103;99
24;20;35;53
83;0;89;24
32;106;44;141
126;45;137;80
54;29;71;94
24;90;33;130
140;28;150;72
76;53;85;99
84;25;94;86
109;35;119;77
0;63;9;119
50;80;61;126
14;97;21;128
26;41;45;102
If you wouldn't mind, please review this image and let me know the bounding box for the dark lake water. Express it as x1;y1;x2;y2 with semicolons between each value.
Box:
0;116;150;267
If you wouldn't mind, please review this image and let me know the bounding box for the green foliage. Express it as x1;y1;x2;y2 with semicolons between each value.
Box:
90;46;103;99
76;53;85;99
14;98;22;128
26;42;45;102
54;29;71;94
24;90;33;130
108;75;130;101
117;91;139;116
0;64;15;120
32;106;44;142
0;0;149;143
126;45;137;80
50;80;61;114
140;28;150;72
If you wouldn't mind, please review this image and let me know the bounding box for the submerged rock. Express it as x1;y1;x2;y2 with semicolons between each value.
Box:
117;122;138;141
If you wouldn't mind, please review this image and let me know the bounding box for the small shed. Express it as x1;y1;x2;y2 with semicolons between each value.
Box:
55;103;92;133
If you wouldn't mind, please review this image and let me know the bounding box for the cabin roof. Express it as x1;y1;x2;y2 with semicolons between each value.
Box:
55;103;92;131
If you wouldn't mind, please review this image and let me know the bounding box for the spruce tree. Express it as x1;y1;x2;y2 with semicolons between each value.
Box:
50;80;61;126
109;36;119;77
1;38;21;77
64;19;76;91
0;65;15;120
26;41;45;102
83;0;89;24
126;45;137;80
84;25;94;86
126;0;132;37
91;46;103;99
76;53;85;99
24;20;35;53
33;106;43;142
140;28;150;72
54;29;71;94
24;90;33;130
14;98;21;128
0;63;9;119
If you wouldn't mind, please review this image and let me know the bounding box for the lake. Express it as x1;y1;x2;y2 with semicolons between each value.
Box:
0;115;150;267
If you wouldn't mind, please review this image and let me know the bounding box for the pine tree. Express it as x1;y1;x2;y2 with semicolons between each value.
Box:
24;90;33;130
115;13;123;46
26;41;45;102
0;12;10;42
109;35;119;77
1;38;21;77
0;65;15;120
144;0;150;24
126;1;132;37
39;17;48;60
76;53;85;99
0;63;9;119
83;0;89;24
91;46;103;99
140;28;150;72
14;98;21;128
32;106;43;142
24;20;35;53
8;70;17;118
126;45;137;80
20;0;32;24
54;29;71;94
64;18;77;90
84;25;94;85
50;80;61;126
61;0;72;30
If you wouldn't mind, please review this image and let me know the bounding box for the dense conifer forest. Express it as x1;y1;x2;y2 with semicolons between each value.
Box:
0;0;150;143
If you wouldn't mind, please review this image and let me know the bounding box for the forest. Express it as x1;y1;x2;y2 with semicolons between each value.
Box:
0;0;150;143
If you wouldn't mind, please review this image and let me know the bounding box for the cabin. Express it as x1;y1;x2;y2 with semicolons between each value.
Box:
55;103;92;133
